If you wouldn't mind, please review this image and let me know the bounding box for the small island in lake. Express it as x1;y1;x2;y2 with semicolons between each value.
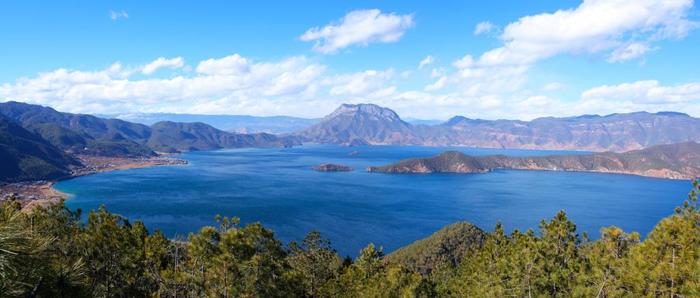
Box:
368;142;700;180
313;163;353;172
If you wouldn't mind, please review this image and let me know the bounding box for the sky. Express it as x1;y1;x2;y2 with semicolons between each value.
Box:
1;0;700;120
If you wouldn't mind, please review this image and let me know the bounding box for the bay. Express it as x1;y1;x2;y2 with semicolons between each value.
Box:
55;145;691;257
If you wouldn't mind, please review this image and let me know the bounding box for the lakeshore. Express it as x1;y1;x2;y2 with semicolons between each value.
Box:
0;155;187;208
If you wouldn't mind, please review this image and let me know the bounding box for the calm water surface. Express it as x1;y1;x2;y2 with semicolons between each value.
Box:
56;145;692;256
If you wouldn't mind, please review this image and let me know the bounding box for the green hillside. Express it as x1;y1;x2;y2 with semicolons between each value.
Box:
1;181;699;296
385;222;486;275
0;116;81;182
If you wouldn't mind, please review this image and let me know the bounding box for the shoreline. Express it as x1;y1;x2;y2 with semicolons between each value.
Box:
1;155;188;209
368;166;697;181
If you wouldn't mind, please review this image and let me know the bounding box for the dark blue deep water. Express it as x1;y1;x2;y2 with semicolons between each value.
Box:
55;145;692;257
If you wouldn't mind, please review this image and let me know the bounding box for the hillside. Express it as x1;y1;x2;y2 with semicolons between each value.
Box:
108;112;318;134
148;121;300;152
0;116;81;182
0;101;155;157
368;142;700;179
384;222;486;275
299;103;700;152
0;102;300;156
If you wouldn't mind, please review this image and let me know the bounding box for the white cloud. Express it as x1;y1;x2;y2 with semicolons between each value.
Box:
5;57;700;120
0;54;328;116
607;42;651;63
141;57;185;74
300;9;414;54
430;68;445;78
327;69;395;96
582;80;700;104
196;54;250;75
476;0;695;67
425;76;447;91
473;21;496;35
415;0;697;117
452;55;474;69
418;55;434;69
109;10;129;21
542;82;566;92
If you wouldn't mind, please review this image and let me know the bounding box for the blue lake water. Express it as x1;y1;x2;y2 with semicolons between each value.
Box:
55;145;693;257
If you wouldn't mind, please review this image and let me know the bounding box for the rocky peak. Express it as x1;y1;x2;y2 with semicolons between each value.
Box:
325;103;403;123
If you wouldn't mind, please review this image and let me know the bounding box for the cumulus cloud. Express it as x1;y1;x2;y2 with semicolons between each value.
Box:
477;0;695;67
421;0;697;114
607;42;651;63
0;54;328;116
582;80;700;104
196;54;250;76
542;82;566;92
141;57;185;74
327;69;395;97
418;55;434;69
425;76;447;91
300;9;414;54
473;21;496;35
109;10;129;21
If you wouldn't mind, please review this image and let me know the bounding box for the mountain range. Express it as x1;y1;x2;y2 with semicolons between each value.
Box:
368;142;700;180
0;101;298;181
0;101;299;157
298;104;700;152
4;100;700;182
103;112;319;134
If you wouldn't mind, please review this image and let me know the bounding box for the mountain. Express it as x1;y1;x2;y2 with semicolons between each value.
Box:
106;112;318;134
297;103;421;145
368;142;700;180
0;115;81;182
0;101;300;156
0;101;154;157
384;222;486;275
299;103;700;152
148;121;299;152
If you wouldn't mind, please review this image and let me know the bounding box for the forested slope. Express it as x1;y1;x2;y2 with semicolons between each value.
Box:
2;181;699;297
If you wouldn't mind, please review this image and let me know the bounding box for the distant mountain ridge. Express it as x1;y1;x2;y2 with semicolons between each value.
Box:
104;112;318;134
148;121;297;152
299;103;700;152
368;142;700;180
0;101;299;156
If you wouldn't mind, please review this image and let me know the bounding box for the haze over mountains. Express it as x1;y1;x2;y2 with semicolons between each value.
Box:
104;113;319;134
298;103;700;152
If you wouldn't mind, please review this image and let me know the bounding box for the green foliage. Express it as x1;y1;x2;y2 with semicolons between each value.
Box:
385;222;486;275
288;231;342;297
0;116;79;182
1;181;699;297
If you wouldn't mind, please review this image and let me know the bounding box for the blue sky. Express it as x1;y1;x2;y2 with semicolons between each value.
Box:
1;0;699;120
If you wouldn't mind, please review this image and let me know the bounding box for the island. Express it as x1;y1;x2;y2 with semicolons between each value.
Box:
367;142;700;180
313;163;353;172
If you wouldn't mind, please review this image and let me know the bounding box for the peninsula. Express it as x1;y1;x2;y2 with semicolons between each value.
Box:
368;142;700;180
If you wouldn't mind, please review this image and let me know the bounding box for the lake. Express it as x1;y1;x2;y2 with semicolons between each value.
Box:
55;145;692;257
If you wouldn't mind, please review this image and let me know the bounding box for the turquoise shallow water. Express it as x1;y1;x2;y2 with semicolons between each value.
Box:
56;145;692;257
